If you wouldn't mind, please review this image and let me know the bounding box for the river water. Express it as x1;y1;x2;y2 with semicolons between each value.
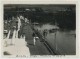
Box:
34;23;76;55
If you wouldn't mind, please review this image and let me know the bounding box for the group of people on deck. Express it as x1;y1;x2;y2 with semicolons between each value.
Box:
5;15;48;46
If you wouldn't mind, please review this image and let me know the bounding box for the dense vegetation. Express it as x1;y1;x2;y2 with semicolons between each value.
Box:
4;7;76;30
26;7;76;30
55;10;76;29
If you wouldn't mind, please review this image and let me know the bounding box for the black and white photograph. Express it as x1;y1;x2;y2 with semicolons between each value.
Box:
3;4;76;57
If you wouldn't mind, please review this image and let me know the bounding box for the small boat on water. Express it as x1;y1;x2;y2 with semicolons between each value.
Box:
32;22;39;25
49;25;59;33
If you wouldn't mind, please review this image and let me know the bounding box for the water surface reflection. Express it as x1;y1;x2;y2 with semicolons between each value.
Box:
34;23;76;55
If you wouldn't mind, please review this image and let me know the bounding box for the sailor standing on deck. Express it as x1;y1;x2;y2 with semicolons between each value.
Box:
32;32;36;45
32;32;39;45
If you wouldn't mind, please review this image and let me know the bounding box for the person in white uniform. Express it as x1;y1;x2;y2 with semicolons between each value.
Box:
32;32;39;45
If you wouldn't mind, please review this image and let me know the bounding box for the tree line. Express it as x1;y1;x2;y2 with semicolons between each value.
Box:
4;7;76;30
